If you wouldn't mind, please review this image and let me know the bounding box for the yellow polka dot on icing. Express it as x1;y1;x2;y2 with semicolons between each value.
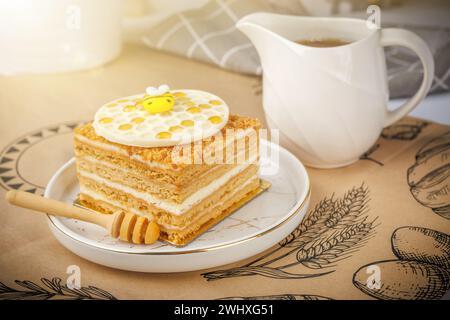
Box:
173;92;186;97
208;116;222;124
185;101;196;107
99;117;113;124
117;99;129;103
156;131;172;139
199;104;211;109
123;105;136;112
160;111;172;117
107;103;117;108
131;117;145;124
187;107;201;113
169;125;183;132
181;120;195;127
209;100;222;105
119;124;133;130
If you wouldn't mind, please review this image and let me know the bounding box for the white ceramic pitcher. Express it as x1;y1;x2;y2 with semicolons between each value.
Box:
237;13;434;168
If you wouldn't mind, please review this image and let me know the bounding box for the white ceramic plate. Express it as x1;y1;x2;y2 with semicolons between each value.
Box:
45;140;310;272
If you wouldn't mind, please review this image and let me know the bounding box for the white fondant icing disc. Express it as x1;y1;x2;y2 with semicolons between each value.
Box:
93;89;229;147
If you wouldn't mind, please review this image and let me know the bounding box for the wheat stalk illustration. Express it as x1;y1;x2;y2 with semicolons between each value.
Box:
0;277;116;300
294;221;375;269
281;185;369;247
202;184;377;281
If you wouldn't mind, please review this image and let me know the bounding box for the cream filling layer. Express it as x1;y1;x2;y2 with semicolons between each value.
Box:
79;155;232;190
79;146;257;191
80;175;258;231
75;134;171;169
75;128;257;170
78;158;256;215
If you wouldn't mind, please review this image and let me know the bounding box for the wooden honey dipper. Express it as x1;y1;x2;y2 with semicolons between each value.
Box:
5;190;160;245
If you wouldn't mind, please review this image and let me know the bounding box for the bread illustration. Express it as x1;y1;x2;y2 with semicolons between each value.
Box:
392;226;450;269
353;260;450;300
407;131;450;219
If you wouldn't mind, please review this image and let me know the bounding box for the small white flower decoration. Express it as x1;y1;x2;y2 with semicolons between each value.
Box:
146;84;170;96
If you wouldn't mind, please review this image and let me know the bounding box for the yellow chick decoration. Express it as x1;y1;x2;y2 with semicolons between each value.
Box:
139;85;175;114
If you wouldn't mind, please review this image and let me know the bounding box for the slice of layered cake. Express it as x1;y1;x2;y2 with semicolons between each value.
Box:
74;85;268;246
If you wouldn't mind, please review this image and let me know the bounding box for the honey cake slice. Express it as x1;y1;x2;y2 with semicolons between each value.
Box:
74;114;265;246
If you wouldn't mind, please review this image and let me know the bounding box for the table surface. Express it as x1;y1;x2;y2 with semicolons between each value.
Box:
0;44;449;300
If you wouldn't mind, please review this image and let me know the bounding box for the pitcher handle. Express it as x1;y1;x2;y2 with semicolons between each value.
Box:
380;28;434;127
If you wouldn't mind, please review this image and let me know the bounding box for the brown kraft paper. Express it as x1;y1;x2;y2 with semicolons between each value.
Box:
0;44;449;300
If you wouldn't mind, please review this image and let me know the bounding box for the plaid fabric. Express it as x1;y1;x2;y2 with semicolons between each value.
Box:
137;0;303;75
133;0;450;98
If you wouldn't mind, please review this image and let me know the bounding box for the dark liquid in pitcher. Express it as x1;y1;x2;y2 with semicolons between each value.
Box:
296;39;350;47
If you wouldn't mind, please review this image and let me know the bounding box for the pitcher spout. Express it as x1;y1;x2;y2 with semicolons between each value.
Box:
236;13;296;67
236;12;278;42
